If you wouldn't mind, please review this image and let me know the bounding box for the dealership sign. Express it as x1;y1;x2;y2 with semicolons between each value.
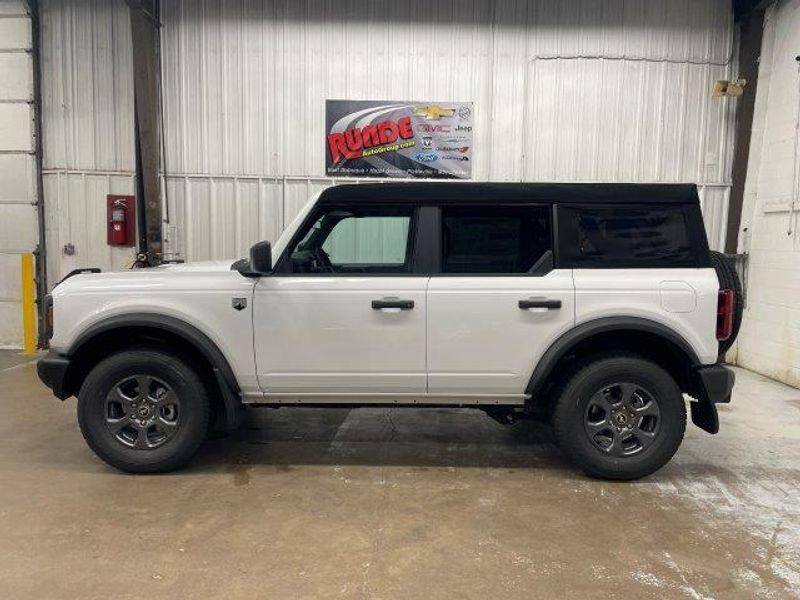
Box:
325;100;473;179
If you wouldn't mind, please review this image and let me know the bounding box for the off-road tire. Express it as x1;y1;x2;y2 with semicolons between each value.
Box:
78;349;210;473
552;355;686;480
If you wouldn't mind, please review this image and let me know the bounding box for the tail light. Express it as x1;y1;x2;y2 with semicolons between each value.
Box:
717;289;734;341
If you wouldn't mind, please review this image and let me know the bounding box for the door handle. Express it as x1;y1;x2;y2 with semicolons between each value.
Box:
519;298;561;310
372;297;414;311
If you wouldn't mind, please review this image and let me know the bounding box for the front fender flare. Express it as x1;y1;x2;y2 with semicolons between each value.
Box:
63;313;242;431
67;313;241;394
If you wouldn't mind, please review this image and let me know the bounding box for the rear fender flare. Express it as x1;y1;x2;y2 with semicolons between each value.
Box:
525;316;701;397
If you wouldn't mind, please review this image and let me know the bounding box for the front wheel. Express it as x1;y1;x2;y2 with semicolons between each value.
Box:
77;349;210;473
551;356;686;480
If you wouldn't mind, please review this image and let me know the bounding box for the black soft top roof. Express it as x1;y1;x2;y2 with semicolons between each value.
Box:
318;182;699;205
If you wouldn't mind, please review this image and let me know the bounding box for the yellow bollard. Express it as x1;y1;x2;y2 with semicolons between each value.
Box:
20;253;36;355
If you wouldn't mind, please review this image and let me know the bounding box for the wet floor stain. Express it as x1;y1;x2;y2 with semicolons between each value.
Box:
228;453;252;486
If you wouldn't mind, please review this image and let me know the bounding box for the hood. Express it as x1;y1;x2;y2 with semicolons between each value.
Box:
52;259;240;295
154;259;235;273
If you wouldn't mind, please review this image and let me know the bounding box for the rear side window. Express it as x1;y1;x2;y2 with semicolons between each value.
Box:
441;205;552;274
558;205;696;268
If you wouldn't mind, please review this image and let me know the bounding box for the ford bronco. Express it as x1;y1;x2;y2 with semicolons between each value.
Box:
37;183;738;479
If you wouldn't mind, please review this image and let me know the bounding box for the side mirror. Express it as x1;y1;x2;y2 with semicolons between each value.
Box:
249;241;272;274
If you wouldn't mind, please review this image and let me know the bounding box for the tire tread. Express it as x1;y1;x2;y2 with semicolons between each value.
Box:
78;349;210;473
551;353;686;480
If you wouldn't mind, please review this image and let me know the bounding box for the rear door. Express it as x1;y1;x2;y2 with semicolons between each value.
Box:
426;204;575;396
253;203;428;395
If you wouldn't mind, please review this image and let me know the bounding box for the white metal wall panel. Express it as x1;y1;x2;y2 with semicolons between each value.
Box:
158;0;737;260
161;0;736;179
0;13;30;49
0;0;36;347
43;173;137;280
734;0;800;387
40;0;135;171
36;0;738;275
40;0;137;281
0;52;32;100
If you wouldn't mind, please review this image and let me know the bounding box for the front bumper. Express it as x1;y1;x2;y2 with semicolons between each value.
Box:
690;364;735;434
37;350;71;400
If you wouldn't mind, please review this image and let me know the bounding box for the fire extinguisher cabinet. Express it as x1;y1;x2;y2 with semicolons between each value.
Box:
106;195;136;247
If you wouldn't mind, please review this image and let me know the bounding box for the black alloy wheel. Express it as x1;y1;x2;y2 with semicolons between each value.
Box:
552;355;686;480
105;374;181;450
78;349;210;473
583;382;661;457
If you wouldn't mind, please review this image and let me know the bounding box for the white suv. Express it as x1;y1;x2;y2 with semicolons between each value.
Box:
37;183;737;479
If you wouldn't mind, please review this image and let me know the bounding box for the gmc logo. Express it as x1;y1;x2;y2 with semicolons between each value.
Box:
416;124;451;133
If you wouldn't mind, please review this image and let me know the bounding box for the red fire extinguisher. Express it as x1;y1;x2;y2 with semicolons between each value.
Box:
110;199;128;245
106;194;135;247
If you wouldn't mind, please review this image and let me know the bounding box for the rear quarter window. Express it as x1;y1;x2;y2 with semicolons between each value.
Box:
558;205;698;268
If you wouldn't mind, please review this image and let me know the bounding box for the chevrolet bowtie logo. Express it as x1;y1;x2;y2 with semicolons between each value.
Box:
413;105;456;120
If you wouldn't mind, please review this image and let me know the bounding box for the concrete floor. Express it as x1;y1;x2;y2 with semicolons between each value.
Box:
0;354;798;599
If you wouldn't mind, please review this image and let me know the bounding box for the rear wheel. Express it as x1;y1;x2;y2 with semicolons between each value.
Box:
78;349;210;473
552;355;686;480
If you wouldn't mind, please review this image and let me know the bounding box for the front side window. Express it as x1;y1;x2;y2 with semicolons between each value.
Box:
285;205;413;274
559;205;695;267
441;205;552;274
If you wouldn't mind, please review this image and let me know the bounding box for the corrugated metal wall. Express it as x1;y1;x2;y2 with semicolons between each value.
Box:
0;0;38;347
159;0;738;261
40;0;137;281
733;0;800;386
39;0;738;275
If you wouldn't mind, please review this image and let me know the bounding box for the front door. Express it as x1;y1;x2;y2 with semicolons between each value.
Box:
427;204;575;396
253;203;427;396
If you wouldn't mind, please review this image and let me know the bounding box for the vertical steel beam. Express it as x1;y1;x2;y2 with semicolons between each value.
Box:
28;0;49;347
726;8;766;253
128;0;162;263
